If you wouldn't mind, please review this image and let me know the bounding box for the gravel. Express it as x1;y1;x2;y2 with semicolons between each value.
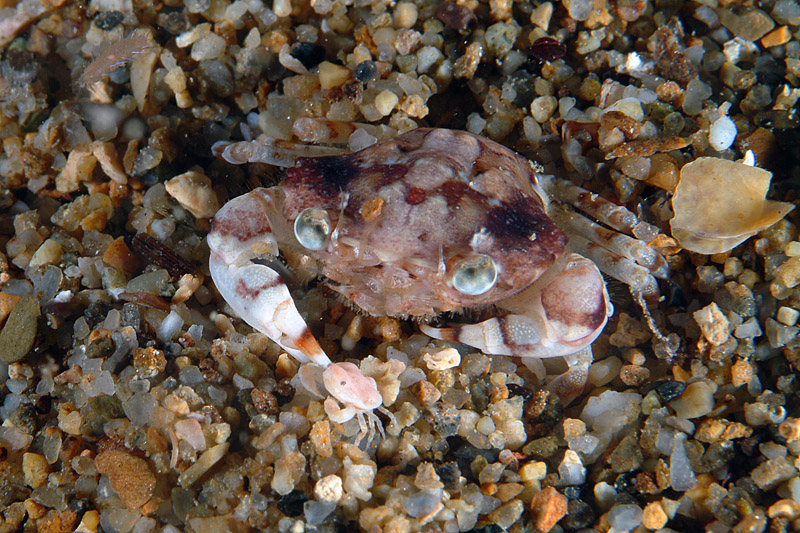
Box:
1;0;799;530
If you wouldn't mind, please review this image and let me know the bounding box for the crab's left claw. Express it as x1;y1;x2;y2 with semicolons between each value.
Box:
208;188;332;367
422;253;611;396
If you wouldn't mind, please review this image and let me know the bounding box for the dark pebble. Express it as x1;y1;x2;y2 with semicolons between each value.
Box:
94;11;124;31
86;336;115;359
274;379;295;405
354;61;378;83
277;490;307;517
506;383;534;400
290;42;326;69
656;380;686;402
34;394;52;415
561;499;595;530
436;462;461;489
425;403;461;438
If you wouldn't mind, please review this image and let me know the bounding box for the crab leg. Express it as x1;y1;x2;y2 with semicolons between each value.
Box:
207;188;332;366
421;253;611;359
212;134;346;167
538;174;661;242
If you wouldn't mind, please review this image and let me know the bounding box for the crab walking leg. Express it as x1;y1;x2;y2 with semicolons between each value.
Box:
212;134;347;167
207;189;331;367
537;174;661;242
549;208;669;279
421;253;612;359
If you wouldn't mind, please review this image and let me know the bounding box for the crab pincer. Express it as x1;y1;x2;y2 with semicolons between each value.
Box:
208;188;330;365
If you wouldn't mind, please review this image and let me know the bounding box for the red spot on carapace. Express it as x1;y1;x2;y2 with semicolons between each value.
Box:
406;187;426;205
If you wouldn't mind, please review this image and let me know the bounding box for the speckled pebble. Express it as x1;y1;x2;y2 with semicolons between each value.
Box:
0;294;39;363
95;449;156;509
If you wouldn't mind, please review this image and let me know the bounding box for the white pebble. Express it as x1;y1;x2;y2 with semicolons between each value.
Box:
778;306;800;326
374;90;399;116
708;115;737;151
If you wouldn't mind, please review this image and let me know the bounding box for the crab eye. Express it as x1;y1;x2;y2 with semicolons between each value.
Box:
452;254;497;295
294;208;332;250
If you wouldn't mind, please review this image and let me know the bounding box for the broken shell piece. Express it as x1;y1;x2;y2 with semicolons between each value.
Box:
670;157;795;254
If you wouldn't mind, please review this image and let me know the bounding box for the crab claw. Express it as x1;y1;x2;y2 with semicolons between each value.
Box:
208;188;332;367
421;253;611;359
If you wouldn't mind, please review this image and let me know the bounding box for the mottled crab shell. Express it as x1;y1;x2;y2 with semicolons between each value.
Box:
262;128;566;317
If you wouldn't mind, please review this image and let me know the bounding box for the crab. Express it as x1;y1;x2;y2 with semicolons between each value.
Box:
207;127;668;429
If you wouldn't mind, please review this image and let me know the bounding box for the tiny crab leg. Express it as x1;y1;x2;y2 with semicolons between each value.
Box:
212;134;347;167
567;234;661;298
207;188;332;366
550;208;669;278
292;118;393;144
538;174;661;242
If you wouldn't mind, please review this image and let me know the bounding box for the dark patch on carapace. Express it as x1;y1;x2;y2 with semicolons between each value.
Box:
436;181;471;206
406;187;426;205
485;194;565;249
288;154;360;201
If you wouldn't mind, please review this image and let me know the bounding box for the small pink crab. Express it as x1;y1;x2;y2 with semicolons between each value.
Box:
208;128;667;425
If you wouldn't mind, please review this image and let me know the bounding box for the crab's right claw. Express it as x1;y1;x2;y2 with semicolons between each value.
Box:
208;189;332;367
421;253;611;359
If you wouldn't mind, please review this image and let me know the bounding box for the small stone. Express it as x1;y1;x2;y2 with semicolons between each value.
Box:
422;347;460;370
343;457;376;501
609;435;643;473
178;443;229;488
773;0;800;25
318;61;351;89
708;115;737;152
454;42;482;79
768;499;800;520
411;380;441;404
0;294;39;363
608;503;643;531
719;8;775;42
488;500;524;529
165;170;219;219
765;318;799;348
29;239;63;268
669;381;715;419
95;449;156;509
559;450;586;485
314;474;343;503
132;347;166;378
272;451;307;496
609;313;652;347
530;2;553;29
777;306;800;326
669;434;697;492
642;501;668;530
761;26;791;47
751;457;797;490
695;418;752;443
393;1;418;28
588;356;622;387
402;489;443;520
309;420;332;458
619;364;650;386
530;486;567;532
531;95;557;123
102;237;141;276
22;452;49;488
484;21;519;59
693;302;730;346
374;90;399;116
778;418;800;443
92;141;127;184
519;461;547;483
